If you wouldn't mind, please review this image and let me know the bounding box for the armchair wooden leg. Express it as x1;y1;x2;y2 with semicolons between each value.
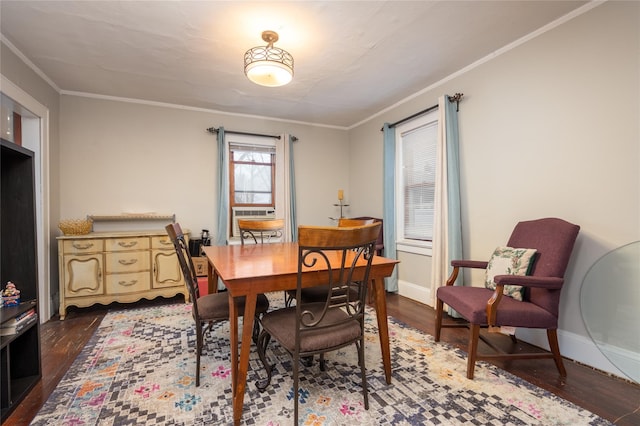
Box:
547;329;567;377
467;324;480;380
435;299;444;342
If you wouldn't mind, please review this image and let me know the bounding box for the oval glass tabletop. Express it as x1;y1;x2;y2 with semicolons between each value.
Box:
580;241;639;383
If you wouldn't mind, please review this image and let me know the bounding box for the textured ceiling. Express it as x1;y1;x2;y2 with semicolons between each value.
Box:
0;1;589;128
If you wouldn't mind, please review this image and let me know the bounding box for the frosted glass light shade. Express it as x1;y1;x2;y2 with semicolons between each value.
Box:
245;59;293;87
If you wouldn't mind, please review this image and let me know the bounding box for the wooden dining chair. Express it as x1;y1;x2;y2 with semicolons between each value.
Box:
337;217;375;227
238;218;285;245
290;217;375;305
352;216;384;256
237;218;290;307
254;223;381;423
165;223;270;386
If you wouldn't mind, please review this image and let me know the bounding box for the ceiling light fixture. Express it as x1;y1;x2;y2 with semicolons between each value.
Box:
244;30;294;87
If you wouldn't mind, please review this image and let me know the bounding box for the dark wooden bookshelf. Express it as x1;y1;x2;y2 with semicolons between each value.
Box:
1;139;40;422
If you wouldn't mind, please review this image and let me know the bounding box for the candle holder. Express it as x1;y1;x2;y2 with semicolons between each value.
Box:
330;199;349;220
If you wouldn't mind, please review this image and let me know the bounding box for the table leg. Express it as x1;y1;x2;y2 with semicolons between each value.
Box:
207;262;218;294
231;292;257;426
229;293;239;402
372;277;392;384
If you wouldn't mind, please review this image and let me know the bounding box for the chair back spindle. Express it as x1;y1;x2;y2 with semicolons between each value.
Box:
165;223;200;306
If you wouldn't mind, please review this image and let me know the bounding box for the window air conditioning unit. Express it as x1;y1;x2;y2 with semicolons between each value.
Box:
232;207;276;237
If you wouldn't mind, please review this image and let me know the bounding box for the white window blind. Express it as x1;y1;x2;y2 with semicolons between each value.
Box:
396;108;438;248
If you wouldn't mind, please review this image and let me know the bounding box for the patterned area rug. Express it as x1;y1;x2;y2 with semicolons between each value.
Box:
31;294;610;425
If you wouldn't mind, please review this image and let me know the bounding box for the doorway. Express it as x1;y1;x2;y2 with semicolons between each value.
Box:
1;75;51;321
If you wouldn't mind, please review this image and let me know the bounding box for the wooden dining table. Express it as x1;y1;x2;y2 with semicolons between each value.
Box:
202;242;399;426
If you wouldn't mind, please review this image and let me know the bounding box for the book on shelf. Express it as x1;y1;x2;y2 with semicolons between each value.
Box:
10;307;36;323
1;308;37;336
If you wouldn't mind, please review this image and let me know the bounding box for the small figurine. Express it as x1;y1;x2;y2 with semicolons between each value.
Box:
2;281;21;307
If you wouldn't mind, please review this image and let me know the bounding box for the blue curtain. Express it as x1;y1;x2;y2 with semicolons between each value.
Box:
214;127;228;246
288;135;298;241
382;123;398;292
444;97;463;283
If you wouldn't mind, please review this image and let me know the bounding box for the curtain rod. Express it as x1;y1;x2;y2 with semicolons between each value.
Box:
381;93;464;131
206;127;281;140
206;127;299;142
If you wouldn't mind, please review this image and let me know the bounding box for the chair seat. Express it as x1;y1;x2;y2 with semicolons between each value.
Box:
197;292;270;322
261;303;361;353
437;286;558;329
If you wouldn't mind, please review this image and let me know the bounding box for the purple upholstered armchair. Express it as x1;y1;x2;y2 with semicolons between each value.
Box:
435;218;580;379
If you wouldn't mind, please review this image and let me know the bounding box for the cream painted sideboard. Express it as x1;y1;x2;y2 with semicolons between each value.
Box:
57;230;189;319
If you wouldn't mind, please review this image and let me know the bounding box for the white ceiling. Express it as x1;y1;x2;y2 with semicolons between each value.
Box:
0;1;590;128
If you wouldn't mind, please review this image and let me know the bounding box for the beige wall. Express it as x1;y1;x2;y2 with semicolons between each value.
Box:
59;95;350;233
349;1;639;376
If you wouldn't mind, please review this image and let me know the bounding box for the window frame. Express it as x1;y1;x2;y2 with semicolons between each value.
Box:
395;108;439;256
224;133;286;242
229;142;276;208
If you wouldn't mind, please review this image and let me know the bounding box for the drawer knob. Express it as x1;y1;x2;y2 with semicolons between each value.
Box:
118;280;138;287
118;259;138;266
118;241;138;248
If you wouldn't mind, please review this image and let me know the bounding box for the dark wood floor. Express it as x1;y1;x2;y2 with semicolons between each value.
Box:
4;293;640;425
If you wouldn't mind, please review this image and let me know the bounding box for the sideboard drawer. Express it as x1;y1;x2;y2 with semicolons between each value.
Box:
106;237;150;252
106;271;150;294
63;239;104;254
151;235;174;250
105;251;150;273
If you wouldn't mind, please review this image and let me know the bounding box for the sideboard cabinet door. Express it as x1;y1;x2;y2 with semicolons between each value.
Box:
62;254;104;297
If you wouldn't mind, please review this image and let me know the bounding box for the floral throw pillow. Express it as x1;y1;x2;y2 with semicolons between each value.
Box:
484;246;537;301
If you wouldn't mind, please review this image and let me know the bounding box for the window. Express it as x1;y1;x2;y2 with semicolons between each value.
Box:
229;143;276;207
396;109;438;254
224;133;287;241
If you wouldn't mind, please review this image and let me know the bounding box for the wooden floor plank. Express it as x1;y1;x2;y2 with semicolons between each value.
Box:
3;294;639;425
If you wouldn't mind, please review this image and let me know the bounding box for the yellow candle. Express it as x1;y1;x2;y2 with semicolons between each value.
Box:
338;189;344;201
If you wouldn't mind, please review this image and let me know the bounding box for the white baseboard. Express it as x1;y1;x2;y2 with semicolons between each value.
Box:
397;279;433;307
512;328;630;381
590;340;640;383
